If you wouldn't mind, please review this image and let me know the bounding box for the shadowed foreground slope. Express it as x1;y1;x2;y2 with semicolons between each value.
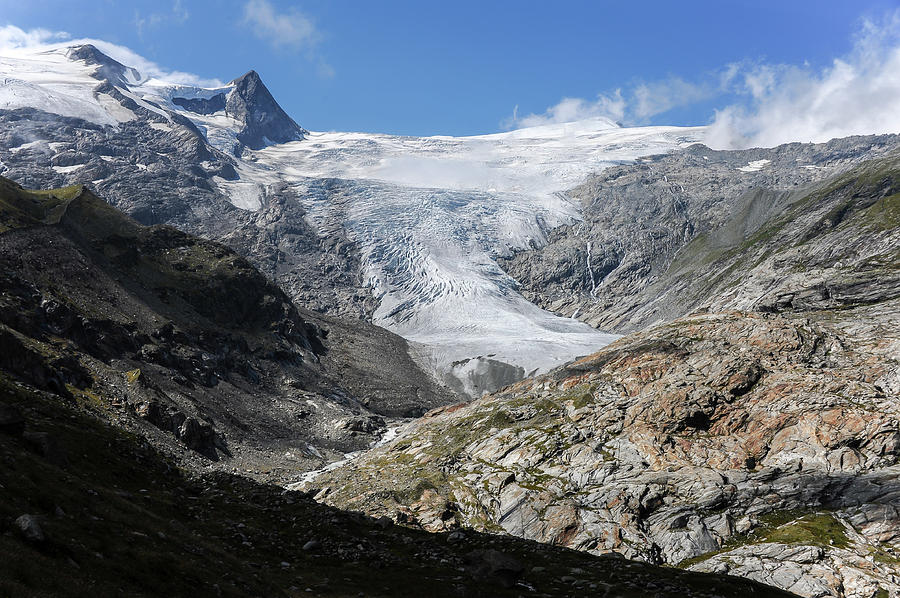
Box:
0;177;453;478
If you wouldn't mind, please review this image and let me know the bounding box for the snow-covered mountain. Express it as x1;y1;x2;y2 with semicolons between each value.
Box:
0;42;305;153
0;40;705;395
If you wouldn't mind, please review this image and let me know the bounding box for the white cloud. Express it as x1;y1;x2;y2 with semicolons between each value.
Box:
134;1;191;40
0;24;222;88
506;91;626;129
87;39;223;87
240;1;333;79
172;0;190;24
506;10;900;148
0;25;69;48
706;10;900;148
632;77;713;121
241;0;318;50
133;11;162;40
316;60;335;79
505;78;712;130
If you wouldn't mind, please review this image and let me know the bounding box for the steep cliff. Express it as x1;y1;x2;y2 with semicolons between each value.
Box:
500;135;899;333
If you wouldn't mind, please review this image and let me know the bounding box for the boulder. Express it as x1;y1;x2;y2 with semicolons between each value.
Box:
14;514;45;543
22;431;68;467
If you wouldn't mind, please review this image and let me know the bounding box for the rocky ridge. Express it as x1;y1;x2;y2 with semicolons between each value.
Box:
307;304;900;598
0;44;377;322
223;70;308;152
500;135;900;333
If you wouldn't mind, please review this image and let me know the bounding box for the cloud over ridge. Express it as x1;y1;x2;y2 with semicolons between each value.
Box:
0;24;222;88
241;0;318;50
706;10;900;148
506;9;900;149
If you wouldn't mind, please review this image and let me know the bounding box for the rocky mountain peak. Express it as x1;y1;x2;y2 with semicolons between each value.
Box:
66;43;119;67
66;43;142;87
231;69;262;86
225;69;307;152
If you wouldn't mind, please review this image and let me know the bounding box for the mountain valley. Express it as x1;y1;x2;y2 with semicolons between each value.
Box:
0;37;897;598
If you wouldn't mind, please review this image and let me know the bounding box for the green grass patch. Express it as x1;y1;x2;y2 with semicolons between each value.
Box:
764;512;849;549
857;192;900;231
125;368;142;384
0;178;84;232
677;509;850;569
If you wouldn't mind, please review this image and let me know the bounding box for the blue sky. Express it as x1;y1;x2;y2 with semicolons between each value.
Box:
2;0;899;138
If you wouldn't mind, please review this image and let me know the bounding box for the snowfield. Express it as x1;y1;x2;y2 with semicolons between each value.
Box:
0;48;125;125
0;40;706;395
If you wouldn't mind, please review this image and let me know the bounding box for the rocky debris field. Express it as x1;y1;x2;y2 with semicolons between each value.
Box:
0;370;797;597
307;303;900;598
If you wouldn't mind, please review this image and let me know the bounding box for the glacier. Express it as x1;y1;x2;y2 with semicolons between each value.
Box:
247;124;705;395
0;40;706;395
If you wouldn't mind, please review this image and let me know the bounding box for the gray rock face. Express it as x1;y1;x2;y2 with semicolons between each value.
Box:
14;514;45;543
213;182;379;320
500;135;900;333
309;302;900;598
172;94;226;115
443;356;526;399
225;70;307;151
691;542;899;598
464;548;524;589
0;104;375;322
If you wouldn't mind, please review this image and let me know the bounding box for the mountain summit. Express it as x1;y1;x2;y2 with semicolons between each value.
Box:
225;70;307;150
66;43;143;87
5;42;307;155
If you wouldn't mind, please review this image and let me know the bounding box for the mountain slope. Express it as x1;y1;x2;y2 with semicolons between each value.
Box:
0;176;451;476
305;152;900;598
1;33;898;598
307;304;900;598
1;365;800;597
500;135;900;332
7;40;896;397
224;70;307;151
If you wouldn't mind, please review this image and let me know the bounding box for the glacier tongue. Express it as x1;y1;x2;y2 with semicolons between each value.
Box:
248;124;705;395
